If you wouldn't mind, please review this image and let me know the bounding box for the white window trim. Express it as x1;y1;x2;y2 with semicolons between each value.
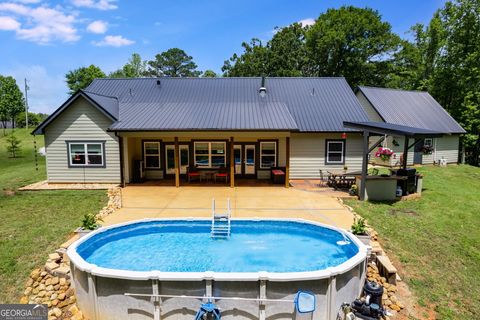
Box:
194;141;226;168
68;142;105;167
259;141;277;169
326;140;345;164
143;141;161;169
424;138;434;147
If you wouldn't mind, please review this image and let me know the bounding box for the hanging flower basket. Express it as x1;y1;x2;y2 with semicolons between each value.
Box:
422;145;434;155
375;147;394;162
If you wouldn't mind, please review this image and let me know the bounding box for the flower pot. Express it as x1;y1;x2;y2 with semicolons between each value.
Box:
75;226;100;238
354;233;371;246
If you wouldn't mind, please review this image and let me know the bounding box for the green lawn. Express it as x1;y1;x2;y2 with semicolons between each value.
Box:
345;165;480;320
0;128;107;303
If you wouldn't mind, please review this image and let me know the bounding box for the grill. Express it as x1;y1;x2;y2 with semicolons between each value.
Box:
396;168;417;195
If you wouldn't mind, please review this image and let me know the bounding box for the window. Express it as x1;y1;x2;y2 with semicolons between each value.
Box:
194;142;226;167
325;140;345;164
68;142;104;167
424;138;433;147
260;141;277;169
144;141;161;169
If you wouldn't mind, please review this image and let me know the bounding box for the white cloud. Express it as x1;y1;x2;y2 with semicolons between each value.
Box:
5;65;67;114
93;34;134;47
298;18;315;27
0;16;20;30
71;0;117;10
86;20;107;34
0;2;79;44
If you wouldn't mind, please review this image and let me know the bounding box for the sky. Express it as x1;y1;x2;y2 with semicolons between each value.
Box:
0;0;446;114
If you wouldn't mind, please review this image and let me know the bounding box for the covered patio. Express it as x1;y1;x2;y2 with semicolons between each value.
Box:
343;121;444;200
103;185;355;229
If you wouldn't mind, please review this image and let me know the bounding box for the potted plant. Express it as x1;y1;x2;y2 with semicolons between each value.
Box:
349;184;358;196
350;217;370;245
75;213;103;238
422;145;434;155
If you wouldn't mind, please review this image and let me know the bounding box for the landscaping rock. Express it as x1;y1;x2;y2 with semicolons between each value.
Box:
52;307;62;317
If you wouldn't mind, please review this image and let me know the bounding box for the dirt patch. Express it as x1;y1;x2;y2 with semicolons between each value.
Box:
389;208;418;216
2;189;16;196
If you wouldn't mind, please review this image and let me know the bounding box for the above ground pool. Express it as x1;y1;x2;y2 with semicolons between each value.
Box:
75;220;359;274
68;219;368;320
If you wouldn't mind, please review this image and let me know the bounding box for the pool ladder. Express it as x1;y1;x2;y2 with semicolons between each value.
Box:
211;198;231;239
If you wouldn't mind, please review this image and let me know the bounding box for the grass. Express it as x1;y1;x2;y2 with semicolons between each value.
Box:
345;165;480;320
0;128;107;303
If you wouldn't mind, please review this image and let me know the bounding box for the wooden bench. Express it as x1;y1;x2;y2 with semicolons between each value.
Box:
376;255;398;285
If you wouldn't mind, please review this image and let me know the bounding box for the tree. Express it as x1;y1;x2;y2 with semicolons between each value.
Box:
147;48;201;77
16;111;46;128
6;133;21;158
109;53;148;78
306;6;401;87
222;23;310;77
0;75;25;133
65;65;106;94
201;70;218;78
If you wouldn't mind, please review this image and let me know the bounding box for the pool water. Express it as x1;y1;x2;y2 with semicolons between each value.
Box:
76;220;359;273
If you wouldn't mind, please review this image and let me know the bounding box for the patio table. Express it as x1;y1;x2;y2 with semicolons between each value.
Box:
327;171;359;190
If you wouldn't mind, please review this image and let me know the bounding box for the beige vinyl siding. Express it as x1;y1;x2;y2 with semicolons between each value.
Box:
371;135;460;166
434;135;460;163
44;97;120;183
120;131;288;182
290;133;363;179
356;91;384;122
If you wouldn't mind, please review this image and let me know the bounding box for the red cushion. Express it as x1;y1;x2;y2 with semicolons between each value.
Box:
188;172;200;176
216;173;228;177
272;170;285;175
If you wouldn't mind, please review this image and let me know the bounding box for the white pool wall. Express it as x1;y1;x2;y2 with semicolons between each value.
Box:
68;218;368;320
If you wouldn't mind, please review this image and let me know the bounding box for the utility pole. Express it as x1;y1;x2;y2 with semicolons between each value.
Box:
24;78;29;130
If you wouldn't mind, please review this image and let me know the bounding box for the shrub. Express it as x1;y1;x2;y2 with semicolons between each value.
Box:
6;133;21;158
351;217;368;235
81;213;103;230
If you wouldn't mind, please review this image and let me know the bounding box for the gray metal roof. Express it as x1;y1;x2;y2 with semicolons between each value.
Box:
85;77;369;132
82;90;119;119
343;121;444;137
357;86;465;134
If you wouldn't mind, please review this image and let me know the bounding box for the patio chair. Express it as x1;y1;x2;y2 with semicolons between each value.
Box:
187;166;201;183
214;167;229;184
318;170;328;187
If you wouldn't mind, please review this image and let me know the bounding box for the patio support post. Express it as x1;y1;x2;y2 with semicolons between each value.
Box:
230;137;234;188
403;136;409;169
174;137;180;187
360;130;369;201
285;136;290;188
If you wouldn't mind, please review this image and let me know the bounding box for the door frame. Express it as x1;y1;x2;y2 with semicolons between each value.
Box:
163;142;190;177
413;139;424;164
233;142;257;178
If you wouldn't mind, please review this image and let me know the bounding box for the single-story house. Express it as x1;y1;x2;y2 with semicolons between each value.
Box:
355;86;466;166
33;77;464;185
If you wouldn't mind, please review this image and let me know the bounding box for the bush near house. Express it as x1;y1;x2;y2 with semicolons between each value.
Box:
0;128;107;303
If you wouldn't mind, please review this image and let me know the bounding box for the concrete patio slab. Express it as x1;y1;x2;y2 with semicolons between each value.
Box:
103;186;355;229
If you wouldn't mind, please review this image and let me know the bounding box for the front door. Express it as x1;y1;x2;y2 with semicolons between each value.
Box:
244;144;256;176
413;140;424;164
234;145;242;175
166;145;189;175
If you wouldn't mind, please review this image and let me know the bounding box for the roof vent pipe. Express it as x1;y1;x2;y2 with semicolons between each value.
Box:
259;76;267;98
156;79;161;86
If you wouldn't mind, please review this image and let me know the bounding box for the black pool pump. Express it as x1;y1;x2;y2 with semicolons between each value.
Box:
351;281;387;320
